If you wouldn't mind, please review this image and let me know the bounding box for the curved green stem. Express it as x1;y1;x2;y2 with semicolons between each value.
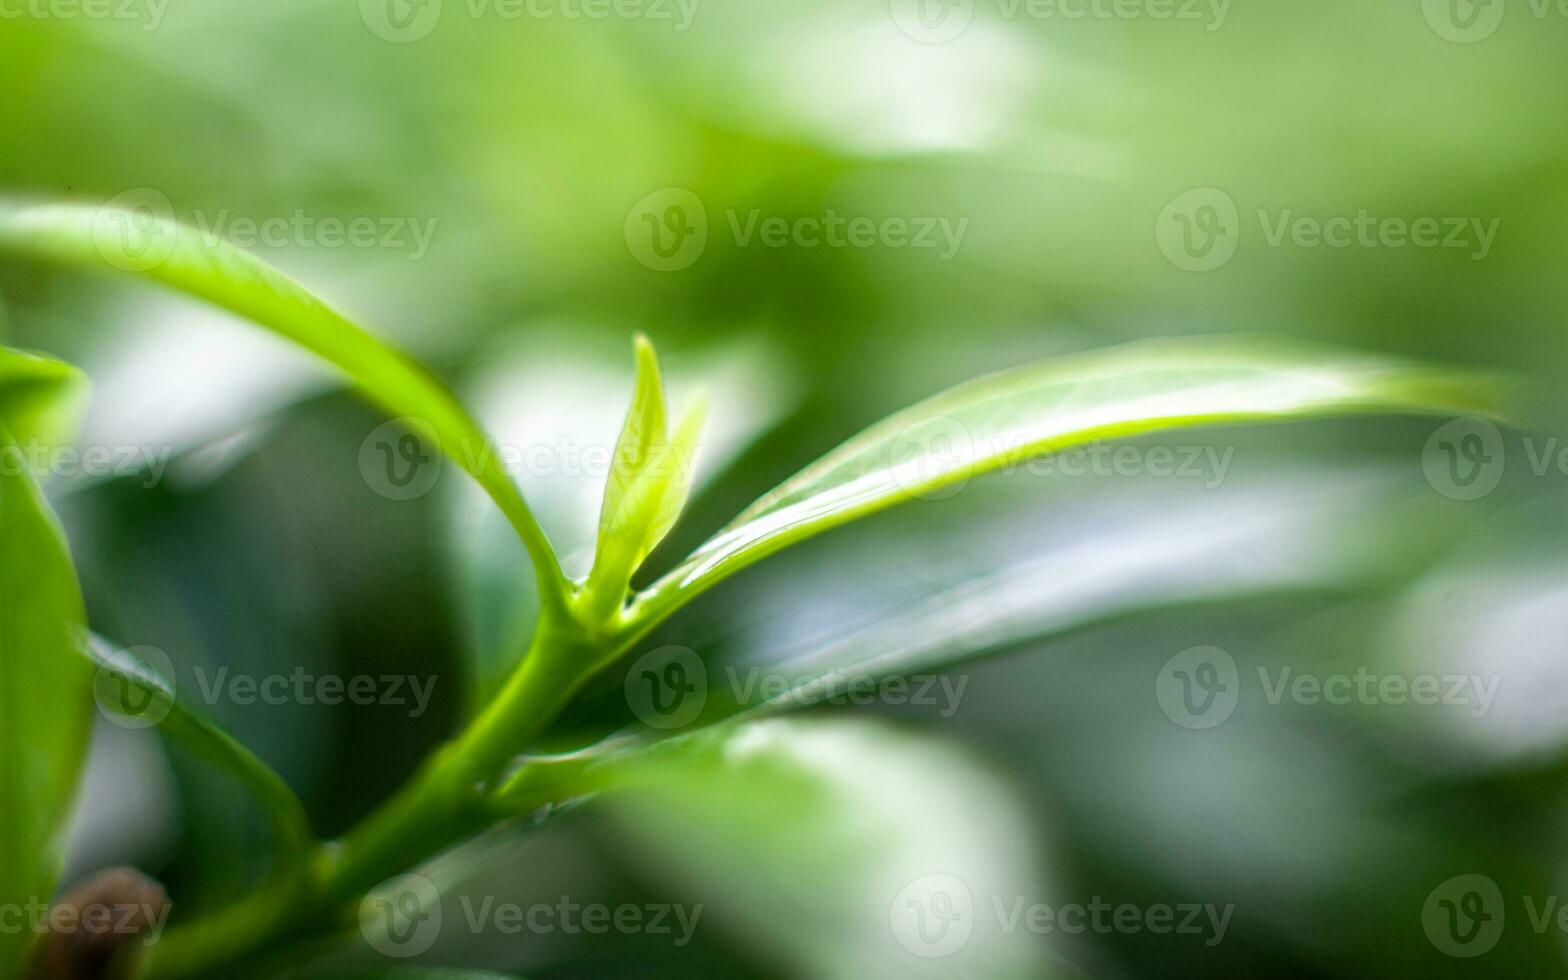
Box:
131;598;630;980
316;606;605;905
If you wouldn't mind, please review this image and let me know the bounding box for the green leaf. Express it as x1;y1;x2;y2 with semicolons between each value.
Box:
0;422;92;978
85;635;313;867
586;335;667;601
0;200;563;601
598;335;667;547
634;336;1509;628
584;336;705;619
593;717;1060;979
494;470;1449;793
677;473;1458;733
0;344;87;449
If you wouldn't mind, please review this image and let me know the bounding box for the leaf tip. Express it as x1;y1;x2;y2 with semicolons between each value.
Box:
633;330;658;369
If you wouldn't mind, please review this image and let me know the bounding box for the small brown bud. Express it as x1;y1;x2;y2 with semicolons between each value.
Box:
34;868;170;980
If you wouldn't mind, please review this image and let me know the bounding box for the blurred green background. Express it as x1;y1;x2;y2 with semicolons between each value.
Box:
5;0;1568;976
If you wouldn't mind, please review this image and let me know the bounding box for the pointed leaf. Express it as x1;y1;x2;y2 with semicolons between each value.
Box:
585;337;710;619
587;335;668;602
635;336;1509;627
0;201;560;592
596;334;667;550
0;423;91;977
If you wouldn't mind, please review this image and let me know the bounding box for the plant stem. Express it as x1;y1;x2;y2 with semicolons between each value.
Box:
317;608;600;904
133;600;621;980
